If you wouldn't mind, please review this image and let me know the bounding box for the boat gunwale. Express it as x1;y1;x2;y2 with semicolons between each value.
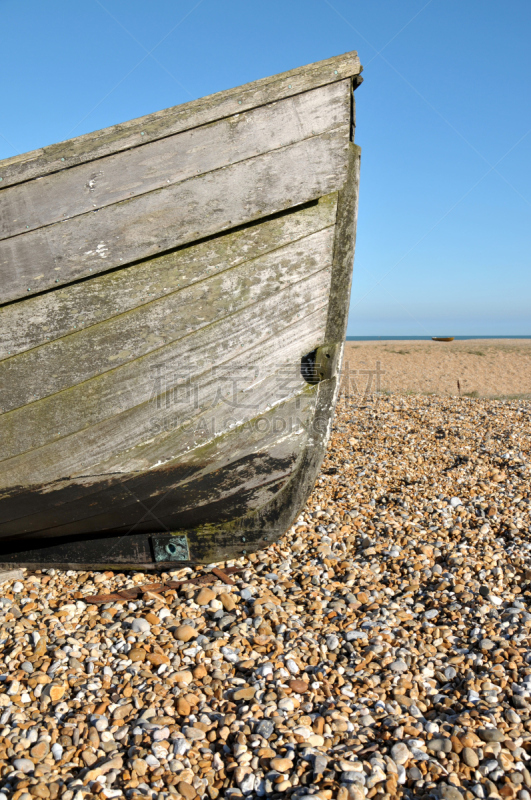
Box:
0;51;361;189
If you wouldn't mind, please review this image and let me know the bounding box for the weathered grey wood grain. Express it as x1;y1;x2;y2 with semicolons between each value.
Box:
0;50;362;567
0;52;360;189
0;305;327;470
0;387;318;539
0;129;348;304
0;305;327;490
0;83;349;241
0;194;337;360
76;323;325;481
326;142;361;345
0;227;333;413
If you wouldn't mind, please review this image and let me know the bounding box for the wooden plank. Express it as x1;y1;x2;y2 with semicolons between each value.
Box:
78;318;325;479
0;282;330;489
0;128;349;304
0;305;326;482
0;281;330;468
0;226;334;414
0;82;349;240
0;387;318;540
0;193;337;360
0;288;329;469
0;52;360;188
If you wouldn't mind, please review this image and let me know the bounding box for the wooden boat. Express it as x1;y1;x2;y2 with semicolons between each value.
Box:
0;52;362;570
431;337;455;342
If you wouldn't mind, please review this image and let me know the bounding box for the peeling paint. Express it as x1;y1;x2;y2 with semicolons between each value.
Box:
84;241;109;259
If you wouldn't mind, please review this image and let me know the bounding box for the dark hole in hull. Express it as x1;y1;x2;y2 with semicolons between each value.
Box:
301;348;332;385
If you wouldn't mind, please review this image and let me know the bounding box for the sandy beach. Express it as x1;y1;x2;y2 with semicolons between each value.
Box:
342;339;531;399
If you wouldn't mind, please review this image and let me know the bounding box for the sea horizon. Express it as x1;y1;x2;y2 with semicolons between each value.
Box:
346;335;531;341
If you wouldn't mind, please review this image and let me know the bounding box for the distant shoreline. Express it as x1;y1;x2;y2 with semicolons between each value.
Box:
346;335;531;341
342;337;531;398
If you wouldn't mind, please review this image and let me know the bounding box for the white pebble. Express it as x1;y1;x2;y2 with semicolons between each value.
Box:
51;743;63;760
131;618;151;634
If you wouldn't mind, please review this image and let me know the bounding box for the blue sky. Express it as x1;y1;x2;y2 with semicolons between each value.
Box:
1;0;530;335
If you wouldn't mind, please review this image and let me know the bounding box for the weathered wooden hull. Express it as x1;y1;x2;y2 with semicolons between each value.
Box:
0;52;362;569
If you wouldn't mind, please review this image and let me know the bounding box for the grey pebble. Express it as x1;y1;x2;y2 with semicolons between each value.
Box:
256;719;275;739
478;727;505;742
239;773;256;794
341;771;363;784
174;739;190;756
439;784;465;800
390;659;408;672
427;737;452;754
390;742;411;764
313;754;328;775
131;618;151;634
13;758;34;774
444;666;457;680
220;646;240;663
461;747;479;768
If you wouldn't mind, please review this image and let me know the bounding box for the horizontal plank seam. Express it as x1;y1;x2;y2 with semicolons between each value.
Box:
0;219;334;364
0;124;347;245
0;263;331;417
0;305;327;472
0;197;322;316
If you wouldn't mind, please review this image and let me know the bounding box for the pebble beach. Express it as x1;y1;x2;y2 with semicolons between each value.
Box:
0;344;530;800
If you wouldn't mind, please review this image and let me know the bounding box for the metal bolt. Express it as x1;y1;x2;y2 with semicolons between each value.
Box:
288;84;292;88
141;131;145;135
61;158;65;161
334;70;338;75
